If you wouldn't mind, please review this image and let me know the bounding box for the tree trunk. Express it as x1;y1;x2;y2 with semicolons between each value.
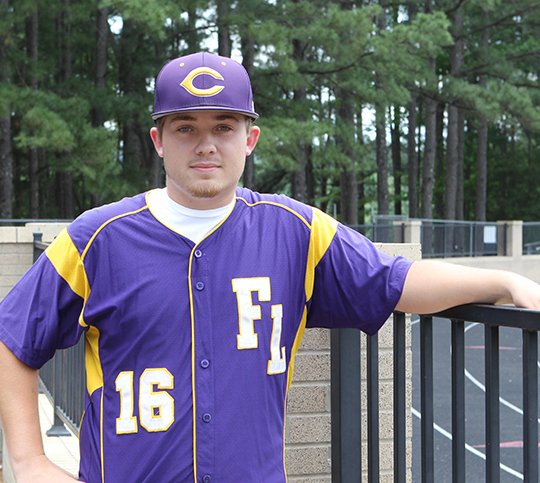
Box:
0;0;13;217
217;0;231;57
444;4;464;221
27;7;39;218
376;105;389;216
475;11;490;222
335;94;358;225
305;144;315;206
421;93;436;219
291;37;307;203
185;2;199;52
391;106;402;215
406;1;419;219
445;104;459;220
56;0;75;218
434;101;445;218
118;19;148;186
333;0;358;224
0;115;13;218
475;120;488;221
375;5;389;216
455;110;465;220
421;0;437;221
241;26;256;189
92;5;109;126
407;93;418;218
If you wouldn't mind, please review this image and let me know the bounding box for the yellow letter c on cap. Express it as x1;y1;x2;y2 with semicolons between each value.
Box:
180;67;225;97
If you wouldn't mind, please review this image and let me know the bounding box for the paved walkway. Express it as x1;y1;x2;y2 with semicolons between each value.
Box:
2;394;79;482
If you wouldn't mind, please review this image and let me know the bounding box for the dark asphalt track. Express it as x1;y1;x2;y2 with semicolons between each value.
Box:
411;316;540;482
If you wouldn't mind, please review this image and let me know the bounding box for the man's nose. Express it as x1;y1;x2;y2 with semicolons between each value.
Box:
195;134;217;155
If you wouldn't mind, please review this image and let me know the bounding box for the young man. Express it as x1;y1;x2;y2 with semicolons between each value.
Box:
0;52;539;483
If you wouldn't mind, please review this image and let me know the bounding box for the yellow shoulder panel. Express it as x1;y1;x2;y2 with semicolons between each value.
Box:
305;209;338;302
45;228;90;302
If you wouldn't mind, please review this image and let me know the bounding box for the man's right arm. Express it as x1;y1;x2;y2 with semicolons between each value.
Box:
0;341;79;482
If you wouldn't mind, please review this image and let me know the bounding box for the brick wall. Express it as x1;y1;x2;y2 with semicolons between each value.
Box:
0;223;68;299
285;243;420;482
286;328;332;482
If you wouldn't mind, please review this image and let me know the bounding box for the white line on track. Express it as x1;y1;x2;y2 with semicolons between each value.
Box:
409;317;536;480
463;323;540;423
411;407;524;480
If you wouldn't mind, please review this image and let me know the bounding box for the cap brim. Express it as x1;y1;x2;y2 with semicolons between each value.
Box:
152;106;259;121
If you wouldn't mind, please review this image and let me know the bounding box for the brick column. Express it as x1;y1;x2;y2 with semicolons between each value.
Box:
285;243;420;482
400;220;422;245
496;220;523;258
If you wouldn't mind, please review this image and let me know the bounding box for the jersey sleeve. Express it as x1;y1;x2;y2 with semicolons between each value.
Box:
306;210;412;335
0;228;88;369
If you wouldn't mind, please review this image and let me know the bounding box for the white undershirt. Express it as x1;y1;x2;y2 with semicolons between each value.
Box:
146;188;235;244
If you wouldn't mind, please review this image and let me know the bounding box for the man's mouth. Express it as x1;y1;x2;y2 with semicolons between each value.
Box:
191;162;220;172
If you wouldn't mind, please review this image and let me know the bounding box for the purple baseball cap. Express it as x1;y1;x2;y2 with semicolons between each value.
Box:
152;52;259;120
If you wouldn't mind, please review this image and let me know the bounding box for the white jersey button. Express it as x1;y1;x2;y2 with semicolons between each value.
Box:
195;281;205;291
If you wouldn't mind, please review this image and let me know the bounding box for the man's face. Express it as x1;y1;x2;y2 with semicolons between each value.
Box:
150;110;260;209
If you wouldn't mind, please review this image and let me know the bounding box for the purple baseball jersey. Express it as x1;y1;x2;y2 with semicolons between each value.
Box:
0;187;411;482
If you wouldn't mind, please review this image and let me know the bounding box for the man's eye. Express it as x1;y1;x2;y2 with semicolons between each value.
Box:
177;126;192;133
216;125;233;132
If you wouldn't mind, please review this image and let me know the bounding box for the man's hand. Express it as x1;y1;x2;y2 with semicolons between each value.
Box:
499;271;540;310
14;454;81;482
0;342;82;483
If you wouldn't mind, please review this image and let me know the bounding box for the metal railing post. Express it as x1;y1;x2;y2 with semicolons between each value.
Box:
45;352;70;437
451;320;465;482
32;232;43;261
420;315;434;482
331;328;362;483
367;333;379;483
33;233;70;437
485;325;500;483
522;329;538;483
393;313;406;482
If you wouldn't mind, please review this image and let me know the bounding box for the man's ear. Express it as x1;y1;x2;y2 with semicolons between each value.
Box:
150;127;164;158
246;125;261;156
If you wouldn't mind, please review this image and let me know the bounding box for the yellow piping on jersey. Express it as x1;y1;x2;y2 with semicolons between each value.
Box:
49;206;149;483
236;197;312;230
100;387;105;483
187;207;237;483
286;306;308;392
304;208;338;302
81;205;149;261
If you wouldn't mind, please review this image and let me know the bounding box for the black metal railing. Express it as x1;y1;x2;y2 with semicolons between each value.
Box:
33;233;85;436
331;313;409;482
331;304;540;482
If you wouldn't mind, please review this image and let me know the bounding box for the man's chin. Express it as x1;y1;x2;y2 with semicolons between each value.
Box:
189;184;222;199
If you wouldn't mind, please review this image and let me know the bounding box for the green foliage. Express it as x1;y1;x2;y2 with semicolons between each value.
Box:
1;0;540;220
15;106;76;151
